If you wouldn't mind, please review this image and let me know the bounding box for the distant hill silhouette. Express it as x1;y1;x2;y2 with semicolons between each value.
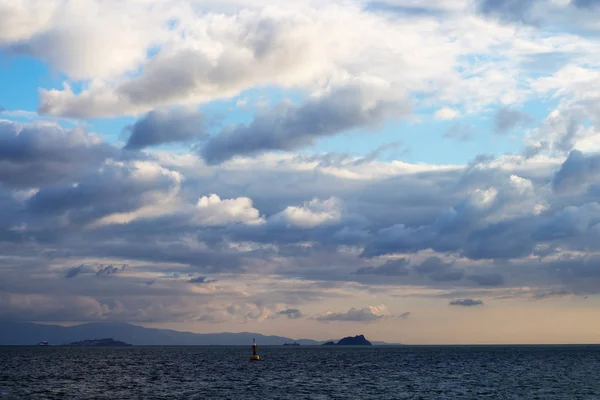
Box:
322;334;372;346
0;321;322;346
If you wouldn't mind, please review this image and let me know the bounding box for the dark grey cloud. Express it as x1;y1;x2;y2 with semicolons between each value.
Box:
0;121;116;187
412;257;465;282
494;107;533;134
413;257;447;275
25;159;180;227
188;276;215;284
200;80;410;164
356;258;410;276
65;264;126;278
449;298;484;306
65;265;95;279
552;150;600;194
96;264;126;277
124;108;205;150
444;123;474;142
397;311;411;319
277;308;303;319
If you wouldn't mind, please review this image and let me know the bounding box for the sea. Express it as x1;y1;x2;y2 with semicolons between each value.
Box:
1;345;600;399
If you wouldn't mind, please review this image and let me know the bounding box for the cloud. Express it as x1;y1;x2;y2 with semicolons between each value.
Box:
124;108;205;150
95;264;126;277
36;5;375;117
65;263;126;278
571;0;600;8
397;311;411;319
473;0;539;23
552;150;600;194
188;276;215;284
468;274;505;287
26;159;182;228
356;258;410;276
0;120;115;187
435;107;460;120
1;0;167;81
315;305;390;322
200;79;410;164
277;308;303;319
444;123;474;142
493;107;533;134
194;194;264;226
271;197;342;229
449;299;484;307
531;289;572;300
65;265;96;279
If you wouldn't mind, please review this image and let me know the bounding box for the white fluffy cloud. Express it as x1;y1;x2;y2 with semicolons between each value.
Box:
435;107;460;120
194;194;264;226
272;197;343;228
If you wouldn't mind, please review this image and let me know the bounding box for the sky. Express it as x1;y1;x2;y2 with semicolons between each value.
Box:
2;0;600;345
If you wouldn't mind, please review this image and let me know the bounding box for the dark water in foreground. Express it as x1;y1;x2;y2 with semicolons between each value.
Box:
1;346;600;399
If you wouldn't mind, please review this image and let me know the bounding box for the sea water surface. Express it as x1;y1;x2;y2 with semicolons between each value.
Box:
1;345;600;399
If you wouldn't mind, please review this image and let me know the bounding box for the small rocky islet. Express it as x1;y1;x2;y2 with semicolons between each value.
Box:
322;334;372;346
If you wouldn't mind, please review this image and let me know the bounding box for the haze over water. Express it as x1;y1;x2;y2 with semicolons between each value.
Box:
2;346;600;399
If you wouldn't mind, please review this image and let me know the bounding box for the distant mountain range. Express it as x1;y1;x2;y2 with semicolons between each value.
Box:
0;321;400;346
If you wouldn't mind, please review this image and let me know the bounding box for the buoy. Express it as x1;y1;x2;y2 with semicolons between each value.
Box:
250;338;260;361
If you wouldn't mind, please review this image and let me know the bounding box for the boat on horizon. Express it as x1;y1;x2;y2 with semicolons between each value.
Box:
37;341;50;346
283;342;300;346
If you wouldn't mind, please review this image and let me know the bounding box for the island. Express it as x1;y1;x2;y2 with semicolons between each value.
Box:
64;338;132;347
322;334;372;346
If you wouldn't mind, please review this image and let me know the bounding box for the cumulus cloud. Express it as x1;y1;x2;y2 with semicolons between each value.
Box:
552;150;600;194
194;194;264;226
0;120;115;187
124;108;205;150
449;299;484;306
1;0;168;81
271;197;342;229
277;308;303;319
26;159;182;228
36;4;371;117
315;305;390;322
200;79;410;164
